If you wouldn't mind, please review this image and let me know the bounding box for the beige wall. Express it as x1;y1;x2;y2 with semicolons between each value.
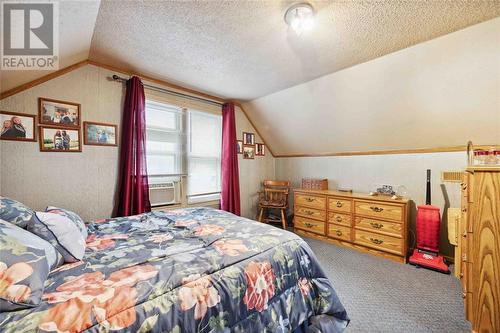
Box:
276;152;467;257
0;64;275;221
244;18;500;155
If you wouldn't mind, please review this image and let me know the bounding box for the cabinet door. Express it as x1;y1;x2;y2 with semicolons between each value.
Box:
470;171;500;333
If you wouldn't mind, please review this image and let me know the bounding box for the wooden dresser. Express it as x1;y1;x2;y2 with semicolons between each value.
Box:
293;189;409;263
459;166;499;332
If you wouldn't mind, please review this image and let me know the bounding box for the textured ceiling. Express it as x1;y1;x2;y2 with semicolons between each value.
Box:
0;0;100;93
89;0;500;100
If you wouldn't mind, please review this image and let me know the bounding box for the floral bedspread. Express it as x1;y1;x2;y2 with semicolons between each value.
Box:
0;208;349;333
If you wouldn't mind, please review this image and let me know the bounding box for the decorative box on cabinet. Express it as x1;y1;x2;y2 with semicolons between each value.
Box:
459;167;499;333
293;189;409;263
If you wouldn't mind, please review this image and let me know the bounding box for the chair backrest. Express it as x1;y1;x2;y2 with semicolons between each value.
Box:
262;180;290;203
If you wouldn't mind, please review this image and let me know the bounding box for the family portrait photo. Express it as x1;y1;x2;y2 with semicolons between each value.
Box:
0;111;36;141
243;145;255;159
256;143;265;156
236;140;243;154
243;132;255;145
40;127;81;152
39;98;80;127
84;121;117;146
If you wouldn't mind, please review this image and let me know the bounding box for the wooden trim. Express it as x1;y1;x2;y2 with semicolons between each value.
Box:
39;97;81;128
0;60;89;100
39;125;82;152
0;110;37;142
87;60;226;104
275;145;498;158
233;102;275;157
83;121;118;147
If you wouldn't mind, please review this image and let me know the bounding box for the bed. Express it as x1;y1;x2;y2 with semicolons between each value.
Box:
0;207;349;333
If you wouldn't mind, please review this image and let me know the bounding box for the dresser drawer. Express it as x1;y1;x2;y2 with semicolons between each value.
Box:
328;212;352;227
295;206;326;221
327;224;351;242
354;230;403;255
328;197;352;213
295;194;326;210
295;217;325;235
354;200;403;222
355;217;402;237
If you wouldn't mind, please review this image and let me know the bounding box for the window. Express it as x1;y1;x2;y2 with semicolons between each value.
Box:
187;110;222;202
145;101;183;178
145;100;222;203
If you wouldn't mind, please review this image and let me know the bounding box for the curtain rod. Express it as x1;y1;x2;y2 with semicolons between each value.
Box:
111;75;224;107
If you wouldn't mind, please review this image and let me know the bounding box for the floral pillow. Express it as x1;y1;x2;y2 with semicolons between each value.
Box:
46;206;88;240
0;196;36;229
28;212;86;263
0;220;53;311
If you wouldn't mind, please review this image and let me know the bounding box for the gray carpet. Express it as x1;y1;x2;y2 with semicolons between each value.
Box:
303;237;471;333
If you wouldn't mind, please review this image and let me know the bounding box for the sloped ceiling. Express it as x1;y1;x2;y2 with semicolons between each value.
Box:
243;17;500;156
0;0;101;93
89;0;499;100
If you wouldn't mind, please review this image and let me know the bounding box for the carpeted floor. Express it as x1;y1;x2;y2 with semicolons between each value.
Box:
303;237;471;333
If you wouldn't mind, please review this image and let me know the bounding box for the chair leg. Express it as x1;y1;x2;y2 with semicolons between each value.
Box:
258;208;264;223
280;209;287;230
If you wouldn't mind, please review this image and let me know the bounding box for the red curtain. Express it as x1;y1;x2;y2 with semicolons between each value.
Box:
220;102;241;215
114;76;151;217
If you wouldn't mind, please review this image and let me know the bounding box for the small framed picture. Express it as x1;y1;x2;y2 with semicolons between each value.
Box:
236;140;243;154
39;97;80;128
243;145;255;159
256;143;265;156
243;132;255;145
0;111;36;142
83;121;118;146
39;126;81;152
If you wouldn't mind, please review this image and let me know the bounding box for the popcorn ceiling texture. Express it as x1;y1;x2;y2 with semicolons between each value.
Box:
89;0;499;100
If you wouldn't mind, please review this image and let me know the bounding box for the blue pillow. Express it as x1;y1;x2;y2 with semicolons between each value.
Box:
0;220;59;311
0;196;36;229
46;206;88;240
28;212;86;263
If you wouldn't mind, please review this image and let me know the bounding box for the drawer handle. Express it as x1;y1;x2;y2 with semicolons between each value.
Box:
462;208;467;213
461;183;467;191
369;238;383;245
336;201;343;208
305;197;316;202
304;222;316;228
370;206;384;213
370;222;384;229
335;230;342;236
335;216;343;222
304;210;314;216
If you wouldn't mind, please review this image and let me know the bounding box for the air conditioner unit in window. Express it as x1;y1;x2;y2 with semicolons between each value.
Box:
149;182;181;207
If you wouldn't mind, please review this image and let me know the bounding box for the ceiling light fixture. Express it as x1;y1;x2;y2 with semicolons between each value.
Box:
284;2;315;35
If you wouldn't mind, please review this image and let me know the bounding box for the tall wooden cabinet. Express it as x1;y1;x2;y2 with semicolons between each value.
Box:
460;167;500;332
293;189;409;263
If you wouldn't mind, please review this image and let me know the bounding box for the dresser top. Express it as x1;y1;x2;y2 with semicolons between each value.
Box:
293;188;409;204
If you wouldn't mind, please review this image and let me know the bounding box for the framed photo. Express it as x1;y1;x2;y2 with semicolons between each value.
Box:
83;121;118;146
243;132;255;145
0;111;36;142
236;140;243;154
39;126;81;152
39;98;80;128
243;145;255;159
256;143;265;156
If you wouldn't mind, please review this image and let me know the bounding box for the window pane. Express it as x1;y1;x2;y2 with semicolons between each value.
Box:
188;157;221;195
146;154;176;175
145;101;181;131
189;111;221;157
145;100;184;176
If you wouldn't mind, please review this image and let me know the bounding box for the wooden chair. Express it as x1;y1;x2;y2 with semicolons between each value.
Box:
258;180;290;230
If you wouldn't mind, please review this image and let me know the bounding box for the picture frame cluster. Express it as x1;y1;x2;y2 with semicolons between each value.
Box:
1;97;118;152
237;132;265;159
